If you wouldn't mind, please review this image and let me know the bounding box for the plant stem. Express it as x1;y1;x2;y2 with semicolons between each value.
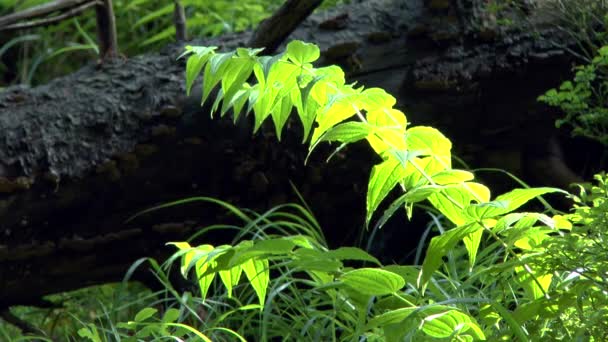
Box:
95;0;118;59
174;0;187;41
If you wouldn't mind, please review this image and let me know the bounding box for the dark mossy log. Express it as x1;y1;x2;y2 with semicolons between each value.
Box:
0;0;590;309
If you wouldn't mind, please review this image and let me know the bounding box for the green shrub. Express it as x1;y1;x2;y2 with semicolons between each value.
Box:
166;40;580;340
539;46;608;145
529;174;608;340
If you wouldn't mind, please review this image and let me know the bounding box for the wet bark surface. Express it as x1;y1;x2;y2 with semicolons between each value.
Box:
0;0;594;308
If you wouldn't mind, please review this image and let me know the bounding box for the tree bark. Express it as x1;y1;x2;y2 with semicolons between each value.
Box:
0;0;588;308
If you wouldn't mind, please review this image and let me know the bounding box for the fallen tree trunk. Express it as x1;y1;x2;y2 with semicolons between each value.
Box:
0;0;587;308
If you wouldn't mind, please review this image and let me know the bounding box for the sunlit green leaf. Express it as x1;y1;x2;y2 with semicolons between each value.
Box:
311;91;362;146
361;88;397;110
428;182;490;225
419;307;485;340
285;40;320;65
465;187;564;220
318;121;371;145
431;169;475;185
134;307;157;322
405;126;452;162
515;266;552;300
243;258;269;307
271;90;293;140
419;223;483;290
366;158;409;226
463;229;483;269
340;268;405;296
219;265;243;299
374;185;442;229
202;51;236;106
184;46;216;95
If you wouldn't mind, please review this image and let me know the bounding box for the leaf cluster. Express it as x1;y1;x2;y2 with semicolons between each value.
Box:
539;45;608;145
173;40;587;340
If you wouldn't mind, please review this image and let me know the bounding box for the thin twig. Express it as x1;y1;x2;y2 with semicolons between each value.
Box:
0;1;100;32
0;0;92;28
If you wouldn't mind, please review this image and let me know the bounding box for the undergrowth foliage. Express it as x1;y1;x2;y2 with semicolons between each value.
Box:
5;39;605;341
539;45;608;146
149;40;598;341
0;0;347;86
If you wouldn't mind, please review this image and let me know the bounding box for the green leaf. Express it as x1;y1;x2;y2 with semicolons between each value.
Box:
293;248;342;272
513;295;573;324
162;308;180;324
340;268;405;296
184;46;216;96
428;182;490;225
271;91;293;140
184;245;218;300
256;53;285;86
318;121;371;145
366;108;408;154
366;307;418;330
251;58;300;133
219;265;243;299
366;158;409;226
515;265;552;300
327;247;381;265
296;93;320;143
196;265;216;301
285;40;320;65
431;169;475;185
243;258;269;307
252;87;275;131
202;51;236;107
219;57;255;116
359;88;397;111
381;265;421;285
257;238;300;253
77;325;102;342
419;223;483;290
374;185;442;229
465;187;564;220
135;325;156;338
224;87;251;121
405;126;452;161
134;307;158;322
310;89;362;146
511;227;552;250
419;307;485;340
463;229;483;269
295;75;324;142
221;238;294;269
